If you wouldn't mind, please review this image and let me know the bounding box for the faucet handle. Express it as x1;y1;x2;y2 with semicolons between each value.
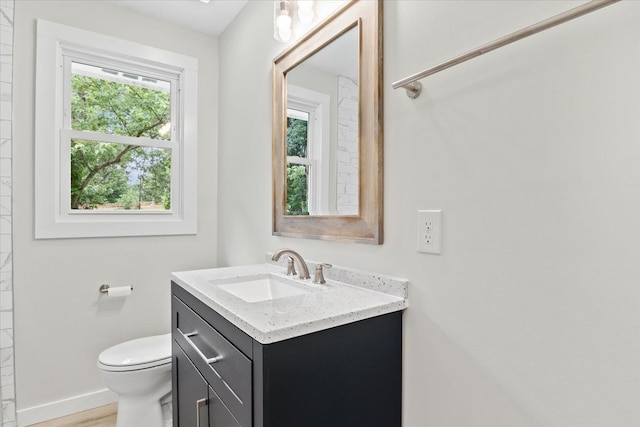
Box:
285;256;297;276
312;263;332;284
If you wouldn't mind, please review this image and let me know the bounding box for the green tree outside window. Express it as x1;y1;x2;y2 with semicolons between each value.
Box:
70;67;172;210
286;117;309;215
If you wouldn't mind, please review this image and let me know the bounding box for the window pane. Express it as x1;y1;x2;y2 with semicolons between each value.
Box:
71;62;171;140
286;163;309;216
70;140;171;211
286;115;308;157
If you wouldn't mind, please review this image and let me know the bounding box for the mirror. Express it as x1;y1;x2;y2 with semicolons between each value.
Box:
273;0;383;244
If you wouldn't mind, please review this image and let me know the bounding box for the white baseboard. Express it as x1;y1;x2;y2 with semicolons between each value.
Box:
17;388;118;427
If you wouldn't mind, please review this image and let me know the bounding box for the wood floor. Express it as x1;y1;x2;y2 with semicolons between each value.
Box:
28;404;117;427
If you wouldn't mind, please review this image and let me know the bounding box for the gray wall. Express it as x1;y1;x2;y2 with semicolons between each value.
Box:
12;0;219;421
219;1;640;426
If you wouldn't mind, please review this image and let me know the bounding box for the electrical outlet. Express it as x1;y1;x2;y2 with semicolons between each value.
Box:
417;210;442;254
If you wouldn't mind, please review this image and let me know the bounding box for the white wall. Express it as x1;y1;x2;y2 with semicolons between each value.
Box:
219;1;640;426
13;0;218;419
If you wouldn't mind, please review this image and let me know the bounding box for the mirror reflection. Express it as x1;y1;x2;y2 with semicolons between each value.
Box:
285;27;358;216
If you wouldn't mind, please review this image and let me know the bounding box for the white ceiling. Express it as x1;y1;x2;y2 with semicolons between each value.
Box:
107;0;249;37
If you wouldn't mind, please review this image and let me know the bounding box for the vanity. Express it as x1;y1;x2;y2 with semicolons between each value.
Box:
171;260;408;427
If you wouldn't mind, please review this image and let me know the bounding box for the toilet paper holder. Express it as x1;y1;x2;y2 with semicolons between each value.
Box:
99;284;133;293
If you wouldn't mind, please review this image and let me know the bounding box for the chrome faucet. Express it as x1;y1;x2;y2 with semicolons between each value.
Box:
271;249;310;279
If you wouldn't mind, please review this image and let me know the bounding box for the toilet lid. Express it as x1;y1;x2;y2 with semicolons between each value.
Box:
98;333;171;371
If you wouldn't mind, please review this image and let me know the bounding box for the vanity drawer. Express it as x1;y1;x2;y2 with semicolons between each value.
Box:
173;296;252;427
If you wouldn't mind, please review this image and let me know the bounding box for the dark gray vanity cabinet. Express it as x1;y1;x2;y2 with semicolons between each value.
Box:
172;282;403;427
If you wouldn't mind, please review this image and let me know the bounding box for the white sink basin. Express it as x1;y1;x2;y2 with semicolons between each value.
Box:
216;275;309;303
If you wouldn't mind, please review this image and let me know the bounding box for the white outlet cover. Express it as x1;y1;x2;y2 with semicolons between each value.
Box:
417;210;442;254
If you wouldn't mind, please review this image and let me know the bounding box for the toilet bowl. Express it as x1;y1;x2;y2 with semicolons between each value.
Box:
97;334;172;427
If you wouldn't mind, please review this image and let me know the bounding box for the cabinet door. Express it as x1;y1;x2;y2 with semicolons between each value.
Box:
209;386;241;427
174;344;209;427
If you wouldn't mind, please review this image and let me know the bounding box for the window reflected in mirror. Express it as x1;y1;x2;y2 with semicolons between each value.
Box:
286;111;310;215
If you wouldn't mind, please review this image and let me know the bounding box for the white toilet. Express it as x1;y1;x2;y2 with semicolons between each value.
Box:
97;334;172;427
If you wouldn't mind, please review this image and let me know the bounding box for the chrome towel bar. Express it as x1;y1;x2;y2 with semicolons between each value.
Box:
392;0;621;99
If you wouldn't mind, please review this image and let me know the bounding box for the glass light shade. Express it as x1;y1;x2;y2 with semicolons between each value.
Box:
274;1;293;42
276;13;292;30
277;27;293;42
297;9;314;24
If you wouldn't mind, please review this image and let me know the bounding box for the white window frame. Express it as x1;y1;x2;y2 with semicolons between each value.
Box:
35;19;198;238
287;85;330;215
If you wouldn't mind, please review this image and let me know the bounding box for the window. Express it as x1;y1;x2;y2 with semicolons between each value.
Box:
35;20;198;238
286;109;311;215
286;85;330;215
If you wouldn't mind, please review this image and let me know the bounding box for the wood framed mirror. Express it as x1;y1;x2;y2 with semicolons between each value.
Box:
272;0;383;244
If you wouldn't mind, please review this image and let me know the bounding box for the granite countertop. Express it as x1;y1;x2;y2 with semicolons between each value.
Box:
171;261;409;344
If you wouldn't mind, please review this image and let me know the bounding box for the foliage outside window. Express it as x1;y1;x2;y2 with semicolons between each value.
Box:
70;63;172;211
